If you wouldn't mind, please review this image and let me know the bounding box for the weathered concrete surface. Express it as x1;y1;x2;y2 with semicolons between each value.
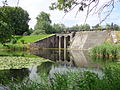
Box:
69;30;112;50
30;35;56;50
70;31;88;49
69;50;89;67
111;31;117;43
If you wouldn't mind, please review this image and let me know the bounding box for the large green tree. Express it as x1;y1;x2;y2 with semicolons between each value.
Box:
52;23;66;33
34;11;53;34
70;24;90;30
106;23;120;30
92;24;103;30
0;6;30;35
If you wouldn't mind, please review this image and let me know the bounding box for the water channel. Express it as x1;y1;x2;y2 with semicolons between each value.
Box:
0;49;118;87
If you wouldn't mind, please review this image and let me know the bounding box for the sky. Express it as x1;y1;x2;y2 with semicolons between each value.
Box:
0;0;120;28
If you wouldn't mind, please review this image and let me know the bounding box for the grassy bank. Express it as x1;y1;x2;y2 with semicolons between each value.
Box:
0;34;53;50
9;65;120;90
90;43;120;58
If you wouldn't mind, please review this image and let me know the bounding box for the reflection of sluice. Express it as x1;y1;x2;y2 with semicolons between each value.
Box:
30;49;59;61
56;59;74;67
30;49;101;68
57;49;75;67
57;49;101;68
57;49;90;67
69;50;90;67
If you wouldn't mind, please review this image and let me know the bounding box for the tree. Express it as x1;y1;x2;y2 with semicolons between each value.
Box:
70;24;90;30
105;23;120;30
52;23;66;33
79;24;90;30
50;0;118;24
34;12;53;34
0;21;12;45
105;24;111;30
70;24;80;30
92;24;103;30
113;24;119;30
0;6;30;35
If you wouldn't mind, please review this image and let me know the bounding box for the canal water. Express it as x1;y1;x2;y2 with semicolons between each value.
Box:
0;49;118;86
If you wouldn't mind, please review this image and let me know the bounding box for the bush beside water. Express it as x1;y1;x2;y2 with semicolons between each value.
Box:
90;43;120;58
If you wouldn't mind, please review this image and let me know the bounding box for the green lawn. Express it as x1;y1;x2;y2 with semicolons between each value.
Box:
0;34;54;50
15;34;54;44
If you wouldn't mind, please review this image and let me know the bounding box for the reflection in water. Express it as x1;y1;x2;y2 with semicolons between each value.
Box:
0;49;108;86
30;49;101;68
29;49;104;78
0;68;29;85
29;62;53;82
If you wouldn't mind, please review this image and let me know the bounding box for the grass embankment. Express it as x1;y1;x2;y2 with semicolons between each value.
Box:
90;43;120;58
0;34;53;50
10;65;120;90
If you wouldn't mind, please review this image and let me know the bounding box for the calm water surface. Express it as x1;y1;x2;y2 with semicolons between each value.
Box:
0;49;118;87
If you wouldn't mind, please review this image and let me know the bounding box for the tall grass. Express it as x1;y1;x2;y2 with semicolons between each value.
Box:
10;65;120;90
90;43;120;58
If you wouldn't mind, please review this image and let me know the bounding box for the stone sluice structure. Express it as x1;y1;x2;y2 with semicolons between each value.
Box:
29;32;74;50
30;30;114;50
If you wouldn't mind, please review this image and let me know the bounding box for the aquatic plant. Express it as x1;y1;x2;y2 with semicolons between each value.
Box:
90;43;120;58
0;56;49;70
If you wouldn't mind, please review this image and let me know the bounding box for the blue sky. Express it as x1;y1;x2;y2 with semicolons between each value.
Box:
0;0;120;28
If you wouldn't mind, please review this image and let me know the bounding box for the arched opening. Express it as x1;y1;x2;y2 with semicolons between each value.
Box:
56;36;59;48
66;36;70;48
61;36;64;48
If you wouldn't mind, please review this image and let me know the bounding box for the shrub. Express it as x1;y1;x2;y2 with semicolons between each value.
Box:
11;39;17;44
20;40;25;44
90;43;120;58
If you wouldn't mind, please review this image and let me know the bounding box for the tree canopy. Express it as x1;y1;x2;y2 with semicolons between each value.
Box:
70;24;90;30
0;6;30;35
0;21;12;45
34;11;53;34
0;6;30;45
52;23;66;33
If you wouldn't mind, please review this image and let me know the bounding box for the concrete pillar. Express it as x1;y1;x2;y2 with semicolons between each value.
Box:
58;36;61;61
59;36;61;49
70;35;72;42
64;48;66;60
59;48;61;61
64;36;66;49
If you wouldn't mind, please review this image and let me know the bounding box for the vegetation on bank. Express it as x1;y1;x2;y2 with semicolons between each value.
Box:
90;43;120;58
0;34;53;50
9;65;120;90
